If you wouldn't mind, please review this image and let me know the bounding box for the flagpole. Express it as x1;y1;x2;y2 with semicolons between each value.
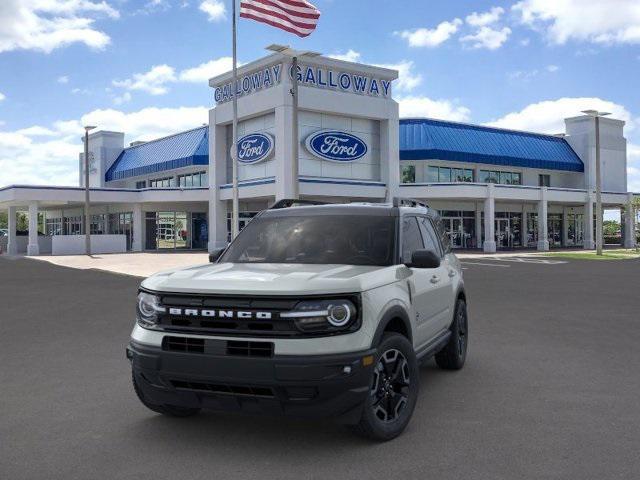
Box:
231;0;240;240
291;55;299;200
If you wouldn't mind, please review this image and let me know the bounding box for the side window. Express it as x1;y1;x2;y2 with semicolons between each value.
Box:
417;217;441;256
433;217;451;254
401;217;424;263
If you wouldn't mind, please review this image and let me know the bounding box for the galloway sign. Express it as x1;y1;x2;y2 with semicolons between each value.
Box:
214;64;282;104
305;131;368;163
292;64;392;99
234;133;275;164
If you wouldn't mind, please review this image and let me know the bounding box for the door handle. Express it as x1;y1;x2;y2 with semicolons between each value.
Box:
430;275;440;284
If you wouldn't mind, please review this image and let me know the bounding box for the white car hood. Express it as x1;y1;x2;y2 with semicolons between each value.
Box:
141;262;401;295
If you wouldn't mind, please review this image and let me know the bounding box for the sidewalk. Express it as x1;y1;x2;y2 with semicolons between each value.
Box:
27;252;209;277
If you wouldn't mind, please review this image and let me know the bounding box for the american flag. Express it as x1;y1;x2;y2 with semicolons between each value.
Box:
240;0;321;38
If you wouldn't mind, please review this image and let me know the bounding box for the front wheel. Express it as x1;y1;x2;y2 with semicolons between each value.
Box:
435;298;468;370
351;333;419;441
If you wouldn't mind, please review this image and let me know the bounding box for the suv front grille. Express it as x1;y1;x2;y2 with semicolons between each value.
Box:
155;293;359;338
162;336;274;357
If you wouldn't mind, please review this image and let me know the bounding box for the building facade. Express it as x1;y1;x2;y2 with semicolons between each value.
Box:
1;52;637;256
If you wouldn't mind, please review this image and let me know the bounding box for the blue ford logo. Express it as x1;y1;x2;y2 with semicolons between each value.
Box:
305;131;368;162
235;133;274;164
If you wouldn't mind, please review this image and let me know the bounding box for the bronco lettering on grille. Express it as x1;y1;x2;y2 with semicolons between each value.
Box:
167;308;272;320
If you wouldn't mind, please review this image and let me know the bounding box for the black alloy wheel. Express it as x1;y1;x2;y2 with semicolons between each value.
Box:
371;348;410;422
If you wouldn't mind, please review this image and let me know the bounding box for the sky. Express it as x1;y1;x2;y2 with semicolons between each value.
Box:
1;0;639;196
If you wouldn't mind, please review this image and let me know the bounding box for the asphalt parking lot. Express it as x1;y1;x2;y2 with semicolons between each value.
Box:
1;256;640;480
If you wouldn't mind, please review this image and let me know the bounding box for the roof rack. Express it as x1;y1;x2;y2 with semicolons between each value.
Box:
269;199;329;210
392;197;430;209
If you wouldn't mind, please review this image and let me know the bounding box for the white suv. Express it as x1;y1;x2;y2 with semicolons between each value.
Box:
127;198;468;440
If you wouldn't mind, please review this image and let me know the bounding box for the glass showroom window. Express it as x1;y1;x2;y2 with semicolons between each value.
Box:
539;174;551;187
149;177;175;188
401;165;415;183
178;171;207;188
480;170;521;185
135;181;146;189
46;218;63;235
427;166;473;183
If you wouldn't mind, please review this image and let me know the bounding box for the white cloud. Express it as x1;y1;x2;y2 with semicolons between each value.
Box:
0;92;5;102
57;75;69;84
486;97;635;134
461;26;511;50
398;96;471;122
520;38;531;46
396;19;463;48
466;7;504;27
0;106;209;187
513;0;640;45
373;60;422;93
328;50;362;63
113;64;177;95
546;64;560;72
179;57;234;83
0;0;119;54
199;0;226;22
508;65;560;81
113;91;132;105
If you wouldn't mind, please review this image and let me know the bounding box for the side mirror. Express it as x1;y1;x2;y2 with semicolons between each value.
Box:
209;247;225;263
406;249;441;269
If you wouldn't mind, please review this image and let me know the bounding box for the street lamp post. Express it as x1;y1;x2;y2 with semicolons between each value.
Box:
266;44;320;200
83;125;96;255
582;110;610;256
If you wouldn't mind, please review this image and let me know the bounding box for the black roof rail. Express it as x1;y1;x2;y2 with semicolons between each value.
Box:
269;199;329;210
392;197;430;209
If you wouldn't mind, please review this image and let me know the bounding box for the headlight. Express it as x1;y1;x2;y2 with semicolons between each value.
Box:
281;299;358;333
136;291;165;328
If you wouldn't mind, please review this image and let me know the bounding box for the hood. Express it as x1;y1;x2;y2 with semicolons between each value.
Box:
141;262;402;295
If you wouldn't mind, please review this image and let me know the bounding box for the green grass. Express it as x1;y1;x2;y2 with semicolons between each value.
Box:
544;249;640;260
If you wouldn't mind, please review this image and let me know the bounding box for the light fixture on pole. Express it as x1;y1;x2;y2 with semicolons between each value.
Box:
581;110;611;256
83;125;96;256
266;44;321;200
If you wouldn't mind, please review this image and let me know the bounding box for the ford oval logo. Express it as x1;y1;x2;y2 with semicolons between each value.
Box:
234;133;274;164
305;131;368;162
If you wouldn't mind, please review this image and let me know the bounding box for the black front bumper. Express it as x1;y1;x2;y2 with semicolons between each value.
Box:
128;340;376;424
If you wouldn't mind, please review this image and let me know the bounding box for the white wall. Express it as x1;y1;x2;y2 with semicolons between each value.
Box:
80;131;125;188
52;234;127;255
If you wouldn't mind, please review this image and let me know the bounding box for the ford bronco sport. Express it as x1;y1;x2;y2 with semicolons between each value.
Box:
127;198;468;440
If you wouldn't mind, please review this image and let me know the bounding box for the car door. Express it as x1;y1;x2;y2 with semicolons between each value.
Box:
401;216;449;348
414;216;453;343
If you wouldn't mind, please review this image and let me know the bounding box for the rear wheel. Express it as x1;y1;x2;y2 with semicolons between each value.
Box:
352;333;419;441
132;371;201;417
435;299;468;370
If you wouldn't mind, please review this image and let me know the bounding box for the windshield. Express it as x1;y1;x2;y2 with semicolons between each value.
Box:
220;214;396;266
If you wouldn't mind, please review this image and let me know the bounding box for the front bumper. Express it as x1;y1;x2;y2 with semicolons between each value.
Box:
128;340;376;424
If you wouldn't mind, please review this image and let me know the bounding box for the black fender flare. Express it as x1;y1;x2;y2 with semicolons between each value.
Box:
371;305;413;348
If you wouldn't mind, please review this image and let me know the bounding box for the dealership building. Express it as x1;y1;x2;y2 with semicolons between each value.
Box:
0;52;637;256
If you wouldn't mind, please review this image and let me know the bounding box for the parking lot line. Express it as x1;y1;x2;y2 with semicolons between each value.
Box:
460;261;510;268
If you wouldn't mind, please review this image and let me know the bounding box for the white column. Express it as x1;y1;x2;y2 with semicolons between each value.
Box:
584;195;595;249
537;187;549;251
209;117;231;250
483;185;496;253
132;204;143;252
562;207;569;247
7;206;18;255
624;193;636;248
475;202;482;250
27;203;40;256
381;111;400;202
274;103;295;201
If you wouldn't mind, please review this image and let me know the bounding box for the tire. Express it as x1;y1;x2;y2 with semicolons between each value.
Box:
351;333;419;441
132;371;201;418
435;299;468;370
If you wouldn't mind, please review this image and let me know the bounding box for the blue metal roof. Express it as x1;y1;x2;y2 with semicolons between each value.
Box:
105;126;209;181
399;118;584;172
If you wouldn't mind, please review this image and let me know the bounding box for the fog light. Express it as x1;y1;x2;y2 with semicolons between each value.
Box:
362;355;374;367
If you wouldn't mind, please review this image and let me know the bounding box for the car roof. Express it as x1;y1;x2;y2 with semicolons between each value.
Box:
261;202;438;218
